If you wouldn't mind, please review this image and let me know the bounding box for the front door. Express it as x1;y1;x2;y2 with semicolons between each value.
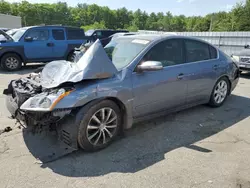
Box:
23;28;53;59
132;39;189;118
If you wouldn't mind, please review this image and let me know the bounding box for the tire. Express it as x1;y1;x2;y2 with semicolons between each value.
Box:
67;51;75;62
77;100;122;151
1;53;22;71
209;77;230;107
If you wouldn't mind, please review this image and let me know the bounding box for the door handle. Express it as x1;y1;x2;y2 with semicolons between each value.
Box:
213;65;218;70
177;73;184;80
47;42;54;47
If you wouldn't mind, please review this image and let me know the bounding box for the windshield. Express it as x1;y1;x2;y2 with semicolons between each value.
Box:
85;29;95;36
12;29;27;42
104;38;150;70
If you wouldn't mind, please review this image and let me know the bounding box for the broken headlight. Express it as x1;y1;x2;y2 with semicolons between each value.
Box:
20;88;74;111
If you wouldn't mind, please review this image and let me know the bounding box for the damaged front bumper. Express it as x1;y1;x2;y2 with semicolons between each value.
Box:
6;94;79;149
3;77;80;161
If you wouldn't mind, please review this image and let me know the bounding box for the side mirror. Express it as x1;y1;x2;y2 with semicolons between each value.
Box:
137;61;163;72
24;36;33;42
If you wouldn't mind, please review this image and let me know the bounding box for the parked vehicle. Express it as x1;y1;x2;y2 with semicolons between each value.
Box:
0;30;10;42
73;32;135;62
232;45;250;73
0;25;88;71
3;35;239;152
6;28;20;36
0;28;10;32
85;29;129;44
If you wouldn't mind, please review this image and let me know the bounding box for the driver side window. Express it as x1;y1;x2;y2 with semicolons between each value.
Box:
142;39;184;67
25;29;49;41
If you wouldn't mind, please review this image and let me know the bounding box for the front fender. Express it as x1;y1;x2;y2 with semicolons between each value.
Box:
53;79;134;129
0;45;25;61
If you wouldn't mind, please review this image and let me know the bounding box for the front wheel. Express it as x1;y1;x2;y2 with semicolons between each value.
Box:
77;100;122;151
1;53;22;71
209;77;230;107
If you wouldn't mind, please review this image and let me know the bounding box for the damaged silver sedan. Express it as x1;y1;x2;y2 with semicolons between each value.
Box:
3;35;240;151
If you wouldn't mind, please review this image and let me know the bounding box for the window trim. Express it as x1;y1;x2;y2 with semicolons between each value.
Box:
209;45;218;59
24;28;49;41
132;38;220;74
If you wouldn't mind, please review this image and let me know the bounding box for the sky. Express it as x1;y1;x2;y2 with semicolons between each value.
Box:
6;0;245;16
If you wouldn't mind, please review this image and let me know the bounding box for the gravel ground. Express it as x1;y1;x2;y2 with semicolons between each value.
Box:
0;66;250;188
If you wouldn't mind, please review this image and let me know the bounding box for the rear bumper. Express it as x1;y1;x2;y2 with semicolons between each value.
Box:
231;77;239;93
238;63;250;72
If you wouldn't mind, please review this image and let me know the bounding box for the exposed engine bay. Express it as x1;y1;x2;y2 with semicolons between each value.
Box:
3;72;73;130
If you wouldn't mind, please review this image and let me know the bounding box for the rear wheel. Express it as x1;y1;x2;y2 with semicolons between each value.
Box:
1;53;22;71
209;77;230;107
77;100;122;151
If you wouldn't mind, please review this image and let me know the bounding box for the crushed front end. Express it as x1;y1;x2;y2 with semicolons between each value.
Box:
3;73;80;162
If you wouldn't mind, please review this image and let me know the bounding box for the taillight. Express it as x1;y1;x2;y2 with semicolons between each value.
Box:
232;61;240;79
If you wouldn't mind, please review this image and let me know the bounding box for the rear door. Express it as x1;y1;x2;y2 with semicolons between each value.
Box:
23;28;53;59
183;39;219;104
51;28;67;58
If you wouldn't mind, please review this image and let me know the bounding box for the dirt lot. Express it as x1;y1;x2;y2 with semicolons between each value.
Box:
0;66;250;188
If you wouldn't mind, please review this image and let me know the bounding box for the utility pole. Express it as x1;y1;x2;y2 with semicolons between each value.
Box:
209;14;213;31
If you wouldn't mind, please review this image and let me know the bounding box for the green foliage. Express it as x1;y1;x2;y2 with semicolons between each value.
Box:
81;21;106;31
0;0;250;32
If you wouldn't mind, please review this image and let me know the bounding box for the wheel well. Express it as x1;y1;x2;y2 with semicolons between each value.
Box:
82;97;128;132
0;52;24;63
219;75;232;94
105;97;127;131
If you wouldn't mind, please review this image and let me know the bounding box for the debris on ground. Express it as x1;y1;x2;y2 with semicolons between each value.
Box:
0;126;13;135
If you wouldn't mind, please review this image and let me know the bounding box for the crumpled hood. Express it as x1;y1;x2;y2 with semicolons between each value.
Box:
40;39;118;88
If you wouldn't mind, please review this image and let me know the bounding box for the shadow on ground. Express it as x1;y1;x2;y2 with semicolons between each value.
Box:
23;94;250;177
0;63;45;75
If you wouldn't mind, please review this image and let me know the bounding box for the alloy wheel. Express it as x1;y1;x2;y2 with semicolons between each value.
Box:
87;107;118;146
5;57;19;70
213;80;228;104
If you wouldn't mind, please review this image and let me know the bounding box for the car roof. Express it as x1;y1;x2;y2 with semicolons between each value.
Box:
93;29;128;32
26;25;82;30
118;34;171;42
118;34;216;46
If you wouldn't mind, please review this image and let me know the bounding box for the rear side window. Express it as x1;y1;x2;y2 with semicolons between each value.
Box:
209;46;218;59
185;40;210;63
67;28;85;40
96;31;102;37
52;29;65;40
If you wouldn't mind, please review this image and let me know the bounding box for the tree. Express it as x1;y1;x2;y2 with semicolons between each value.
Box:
81;21;106;31
0;0;247;32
